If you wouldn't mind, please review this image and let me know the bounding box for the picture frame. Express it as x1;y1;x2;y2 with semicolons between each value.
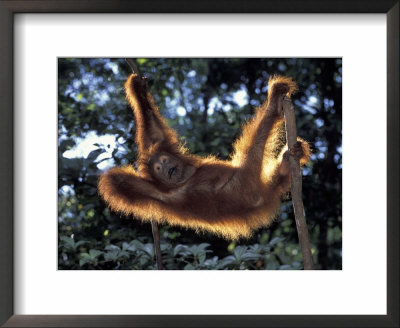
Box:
0;0;398;327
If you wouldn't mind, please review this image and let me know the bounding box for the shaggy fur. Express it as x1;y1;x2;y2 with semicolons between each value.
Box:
98;74;311;240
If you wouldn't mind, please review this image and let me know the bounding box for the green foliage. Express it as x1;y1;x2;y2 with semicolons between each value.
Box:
59;234;307;270
58;58;342;270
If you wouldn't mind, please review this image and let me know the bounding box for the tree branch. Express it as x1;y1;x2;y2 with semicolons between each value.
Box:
282;96;314;270
151;220;163;270
125;58;141;76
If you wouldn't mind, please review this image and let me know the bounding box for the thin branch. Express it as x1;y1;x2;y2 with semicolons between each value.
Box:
151;220;164;270
282;96;314;270
125;58;141;76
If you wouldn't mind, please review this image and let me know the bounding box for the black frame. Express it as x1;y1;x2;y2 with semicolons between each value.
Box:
0;1;398;327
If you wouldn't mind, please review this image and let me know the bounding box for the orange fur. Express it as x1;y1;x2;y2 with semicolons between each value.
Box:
98;74;310;240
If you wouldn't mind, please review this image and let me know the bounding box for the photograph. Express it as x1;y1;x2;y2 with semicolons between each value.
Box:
58;58;342;271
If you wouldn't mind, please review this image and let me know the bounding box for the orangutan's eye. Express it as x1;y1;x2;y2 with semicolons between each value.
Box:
160;155;168;164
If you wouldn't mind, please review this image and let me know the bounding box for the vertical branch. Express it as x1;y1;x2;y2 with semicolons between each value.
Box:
151;220;163;270
125;58;141;76
282;96;314;270
125;58;163;270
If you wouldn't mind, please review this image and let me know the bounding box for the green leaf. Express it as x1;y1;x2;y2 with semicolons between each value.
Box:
60;236;75;250
104;250;119;261
89;249;103;259
128;240;144;249
198;253;206;264
119;251;130;259
79;258;91;267
210;138;220;146
203;256;219;267
233;246;248;260
190;244;208;256
87;103;95;111
173;244;190;257
105;244;121;251
141;244;154;258
241;252;260;261
184;263;195;270
79;253;92;267
59;139;76;151
269;237;285;246
197;243;211;251
122;242;137;252
218;256;236;268
74;240;88;248
136;58;147;65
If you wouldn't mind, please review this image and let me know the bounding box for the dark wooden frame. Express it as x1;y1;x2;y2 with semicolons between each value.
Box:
0;1;398;327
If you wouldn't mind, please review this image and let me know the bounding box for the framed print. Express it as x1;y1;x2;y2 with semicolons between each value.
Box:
0;1;398;327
